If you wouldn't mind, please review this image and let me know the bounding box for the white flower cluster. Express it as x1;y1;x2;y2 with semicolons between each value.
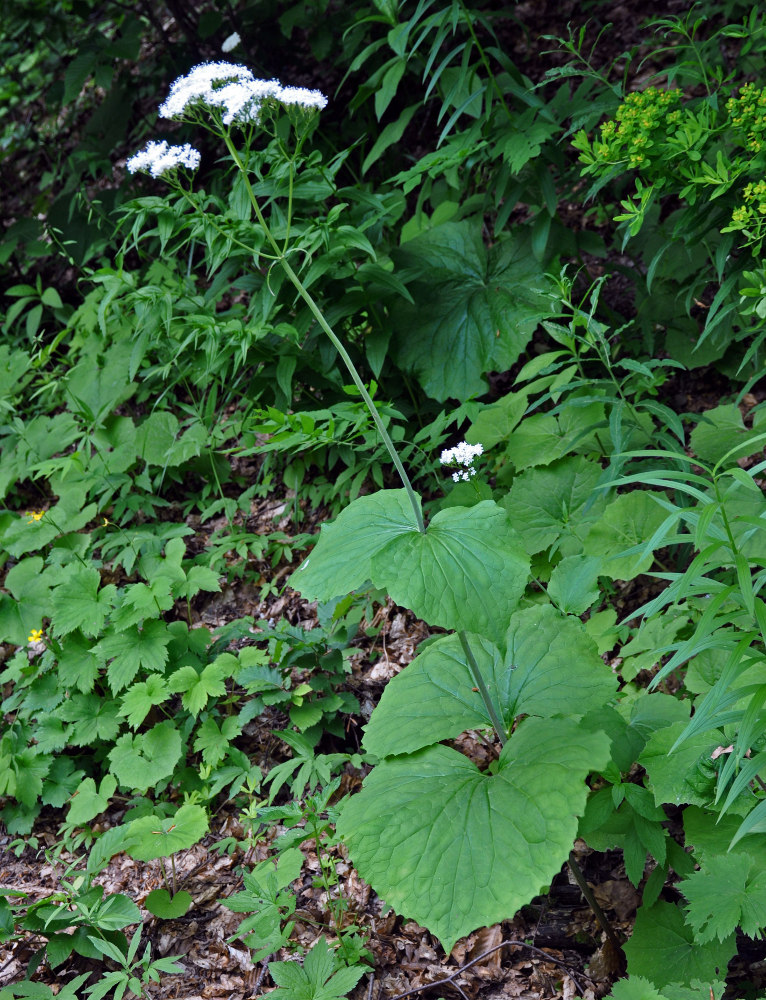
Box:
158;62;328;126
440;440;484;482
126;140;201;177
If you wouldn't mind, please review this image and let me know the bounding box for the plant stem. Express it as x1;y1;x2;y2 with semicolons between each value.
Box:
567;852;625;967
458;631;506;746
222;134;426;534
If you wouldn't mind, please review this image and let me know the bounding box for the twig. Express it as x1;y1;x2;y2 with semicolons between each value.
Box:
252;955;272;997
387;939;591;1000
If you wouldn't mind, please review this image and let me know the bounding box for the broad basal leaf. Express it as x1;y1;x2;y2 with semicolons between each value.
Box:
390;221;555;401
291;490;529;638
364;606;616;757
502;456;606;556
638;721;729;810
108;720;182;791
583;491;666;581
623;901;735;989
690;403;766;466
338;716;609;954
290;490;416;601
124;803;208;861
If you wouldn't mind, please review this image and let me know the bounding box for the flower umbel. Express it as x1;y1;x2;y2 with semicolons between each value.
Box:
28;629;44;644
127;140;201;177
440;441;484;482
157;62;328;126
26;510;44;523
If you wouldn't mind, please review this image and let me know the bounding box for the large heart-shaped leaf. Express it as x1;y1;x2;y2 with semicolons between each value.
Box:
338;716;610;953
502;456;606;556
364;606;617;757
390;221;555;401
291;490;529;638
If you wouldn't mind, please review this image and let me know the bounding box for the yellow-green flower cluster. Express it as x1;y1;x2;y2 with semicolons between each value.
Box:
592;87;683;168
726;83;766;153
725;179;766;240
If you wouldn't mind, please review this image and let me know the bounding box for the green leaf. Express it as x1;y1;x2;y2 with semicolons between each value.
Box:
144;889;193;920
502;456;606;555
57;694;121;746
58;631;104;693
466;391;528;450
291;489;416;599
136;411;180;465
177;565;221;599
68;775;117;826
291;490;529;639
92;893;141;931
690;403;763;466
108;721;182;791
680;852;766;942
50;568;116;637
338;716;610;953
193;715;242;767
364;606;616;757
119;674;170;729
639;721;726;809
269;937;367;1000
167;659;229;716
500;403;604;472
124;803;208;861
623;901;735;989
608;977;667;1000
0;557;55;645
684;806;766;869
390;222;554;401
547;554;601;615
583;491;667;581
97;620;172;694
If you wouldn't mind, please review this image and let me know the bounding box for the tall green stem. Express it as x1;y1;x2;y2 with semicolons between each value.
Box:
458;630;506;746
222;135;426;534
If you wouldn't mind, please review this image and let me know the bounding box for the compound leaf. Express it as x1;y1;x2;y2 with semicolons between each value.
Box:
680;852;766;941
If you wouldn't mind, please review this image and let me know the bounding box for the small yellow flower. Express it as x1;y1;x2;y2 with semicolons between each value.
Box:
26;510;45;523
28;629;44;644
102;517;110;527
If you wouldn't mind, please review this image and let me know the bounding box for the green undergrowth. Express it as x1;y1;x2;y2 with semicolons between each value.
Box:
2;2;766;999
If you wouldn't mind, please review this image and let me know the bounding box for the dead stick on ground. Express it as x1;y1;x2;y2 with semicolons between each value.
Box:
386;939;592;1000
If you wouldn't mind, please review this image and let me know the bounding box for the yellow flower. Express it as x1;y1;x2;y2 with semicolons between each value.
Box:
26;510;45;523
28;629;44;644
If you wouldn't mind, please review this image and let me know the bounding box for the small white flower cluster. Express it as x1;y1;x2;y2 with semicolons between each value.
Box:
158;62;328;127
440;440;484;482
126;140;201;177
221;31;241;53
